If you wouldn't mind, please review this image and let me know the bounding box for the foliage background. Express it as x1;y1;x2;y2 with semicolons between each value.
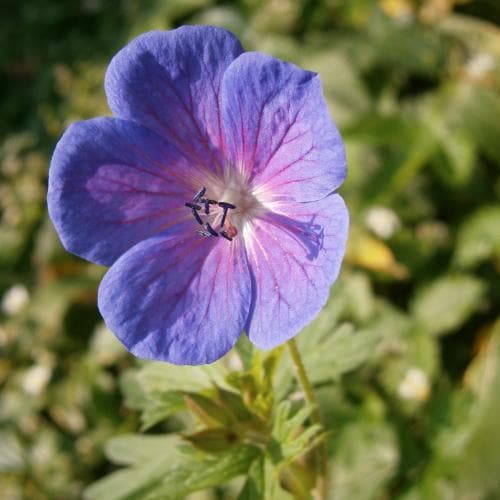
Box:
1;0;499;498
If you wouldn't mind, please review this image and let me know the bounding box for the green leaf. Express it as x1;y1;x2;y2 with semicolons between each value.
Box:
453;205;500;268
456;83;500;164
237;456;265;500
120;361;230;429
303;323;382;384
104;434;181;467
415;319;500;499
432;128;476;187
143;445;260;499
270;401;323;466
372;21;448;76
140;391;186;430
85;441;259;500
83;454;179;500
304;48;370;125
329;421;399;500
411;275;486;336
453;319;500;497
137;361;228;394
342;271;376;323
0;430;25;472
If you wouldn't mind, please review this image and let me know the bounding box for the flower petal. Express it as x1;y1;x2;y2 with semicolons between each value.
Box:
221;52;346;202
105;26;244;175
98;223;251;365
48;117;199;266
245;194;349;349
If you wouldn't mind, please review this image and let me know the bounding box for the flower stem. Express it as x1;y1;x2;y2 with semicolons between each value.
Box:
286;338;329;500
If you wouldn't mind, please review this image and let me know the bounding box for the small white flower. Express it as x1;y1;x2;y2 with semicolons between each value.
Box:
1;284;29;315
22;364;52;396
465;53;495;81
365;206;401;239
398;367;430;402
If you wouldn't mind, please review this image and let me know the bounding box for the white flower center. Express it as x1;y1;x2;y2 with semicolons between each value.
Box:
189;169;265;241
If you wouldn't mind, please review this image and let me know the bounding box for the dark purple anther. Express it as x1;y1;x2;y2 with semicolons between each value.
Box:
185;202;201;210
204;200;210;215
192;208;203;225
220;230;233;242
218;201;236;210
220;208;228;228
193;187;206;202
205;223;219;237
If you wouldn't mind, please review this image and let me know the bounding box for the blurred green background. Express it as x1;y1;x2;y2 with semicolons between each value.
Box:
1;0;500;499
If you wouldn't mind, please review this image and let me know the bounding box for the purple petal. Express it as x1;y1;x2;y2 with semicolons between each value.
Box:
48;117;200;266
245;194;349;349
221;52;346;202
105;26;244;175
98;223;251;365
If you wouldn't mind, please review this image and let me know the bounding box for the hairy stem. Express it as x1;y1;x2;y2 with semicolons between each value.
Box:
287;338;329;500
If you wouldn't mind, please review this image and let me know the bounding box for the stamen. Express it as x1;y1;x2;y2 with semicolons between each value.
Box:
196;228;211;238
192;208;203;225
205;222;219;237
220;208;228;228
189;189;238;243
220;230;233;241
218;201;236;210
193;187;206;202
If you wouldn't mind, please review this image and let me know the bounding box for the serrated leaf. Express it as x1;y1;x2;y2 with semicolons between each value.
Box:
144;445;260;499
86;442;259;500
453;205;500;268
411;275;486;336
275;298;386;400
270;402;323;466
121;361;230;429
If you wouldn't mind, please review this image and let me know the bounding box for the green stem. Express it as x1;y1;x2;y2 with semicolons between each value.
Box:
287;338;329;500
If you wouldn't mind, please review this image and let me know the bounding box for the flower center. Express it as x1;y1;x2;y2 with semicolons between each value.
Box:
184;179;263;242
184;187;238;241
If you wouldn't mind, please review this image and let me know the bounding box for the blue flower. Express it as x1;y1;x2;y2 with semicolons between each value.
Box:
47;26;348;365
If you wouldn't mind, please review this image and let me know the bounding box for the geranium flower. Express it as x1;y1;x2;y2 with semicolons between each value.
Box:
48;26;348;365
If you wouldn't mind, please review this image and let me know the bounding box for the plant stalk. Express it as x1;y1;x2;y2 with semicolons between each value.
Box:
287;338;329;500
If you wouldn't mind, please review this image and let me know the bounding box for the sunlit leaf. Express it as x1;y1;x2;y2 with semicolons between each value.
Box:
411;275;486;336
453;205;500;268
105;434;181;467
